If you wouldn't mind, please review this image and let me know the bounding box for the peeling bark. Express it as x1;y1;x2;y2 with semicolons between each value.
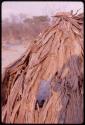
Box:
2;12;84;124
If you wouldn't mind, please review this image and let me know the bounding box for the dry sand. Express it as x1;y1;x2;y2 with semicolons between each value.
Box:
2;43;27;74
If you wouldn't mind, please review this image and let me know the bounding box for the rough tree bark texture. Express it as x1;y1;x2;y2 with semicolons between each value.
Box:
2;12;84;124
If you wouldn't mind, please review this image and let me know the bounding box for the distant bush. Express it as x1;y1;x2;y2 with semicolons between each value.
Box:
2;14;50;44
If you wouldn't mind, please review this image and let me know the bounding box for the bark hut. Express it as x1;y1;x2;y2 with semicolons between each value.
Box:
2;12;84;124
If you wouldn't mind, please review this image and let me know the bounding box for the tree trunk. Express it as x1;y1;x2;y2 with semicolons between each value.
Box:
2;12;84;124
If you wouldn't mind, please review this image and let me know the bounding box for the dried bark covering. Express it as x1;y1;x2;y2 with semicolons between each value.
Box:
2;12;84;124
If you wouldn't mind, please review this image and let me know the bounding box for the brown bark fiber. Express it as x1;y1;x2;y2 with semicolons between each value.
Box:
2;12;84;124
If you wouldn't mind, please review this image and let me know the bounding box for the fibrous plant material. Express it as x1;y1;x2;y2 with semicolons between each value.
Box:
2;11;84;124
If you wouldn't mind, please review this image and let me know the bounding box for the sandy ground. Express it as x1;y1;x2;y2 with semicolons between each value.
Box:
2;43;27;75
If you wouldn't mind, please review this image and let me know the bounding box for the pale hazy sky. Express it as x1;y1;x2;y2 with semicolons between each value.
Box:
2;1;84;19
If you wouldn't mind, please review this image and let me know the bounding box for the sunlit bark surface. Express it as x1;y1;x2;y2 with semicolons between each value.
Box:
2;12;84;124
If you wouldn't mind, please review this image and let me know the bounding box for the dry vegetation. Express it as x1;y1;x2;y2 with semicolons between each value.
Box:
2;12;83;123
2;15;50;44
